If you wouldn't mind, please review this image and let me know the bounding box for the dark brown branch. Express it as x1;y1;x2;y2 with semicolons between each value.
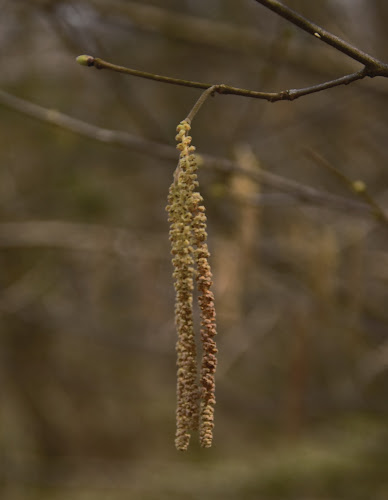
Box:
0;89;371;216
76;55;369;102
86;0;386;91
285;70;366;99
253;0;388;76
85;0;388;104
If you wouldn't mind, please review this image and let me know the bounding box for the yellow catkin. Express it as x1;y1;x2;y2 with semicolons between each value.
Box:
167;121;199;451
166;120;217;450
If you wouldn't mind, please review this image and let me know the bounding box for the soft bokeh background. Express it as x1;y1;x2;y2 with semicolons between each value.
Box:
1;1;388;498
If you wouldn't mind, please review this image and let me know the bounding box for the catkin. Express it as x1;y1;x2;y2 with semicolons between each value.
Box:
166;120;217;450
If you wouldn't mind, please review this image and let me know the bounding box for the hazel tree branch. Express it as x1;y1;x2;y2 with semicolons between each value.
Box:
76;55;369;102
76;0;388;101
253;0;388;76
0;89;371;216
86;0;388;99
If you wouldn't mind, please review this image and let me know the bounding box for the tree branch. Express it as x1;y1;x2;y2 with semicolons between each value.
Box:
253;0;388;76
76;0;388;99
85;0;388;96
76;55;370;102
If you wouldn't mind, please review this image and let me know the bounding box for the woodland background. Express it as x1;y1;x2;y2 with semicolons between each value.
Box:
1;0;388;498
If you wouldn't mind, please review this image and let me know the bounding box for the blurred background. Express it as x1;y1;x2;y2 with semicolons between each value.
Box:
1;0;388;498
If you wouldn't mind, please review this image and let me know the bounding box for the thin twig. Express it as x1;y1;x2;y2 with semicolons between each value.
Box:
76;55;371;102
0;89;371;216
253;0;388;76
85;0;388;102
85;0;386;94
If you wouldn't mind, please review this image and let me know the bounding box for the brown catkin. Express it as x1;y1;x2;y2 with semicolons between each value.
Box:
167;121;199;450
166;120;217;450
191;194;217;448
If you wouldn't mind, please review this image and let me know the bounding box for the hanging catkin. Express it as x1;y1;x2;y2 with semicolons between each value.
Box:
166;120;217;450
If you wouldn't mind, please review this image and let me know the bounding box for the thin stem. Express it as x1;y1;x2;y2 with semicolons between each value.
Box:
185;85;219;123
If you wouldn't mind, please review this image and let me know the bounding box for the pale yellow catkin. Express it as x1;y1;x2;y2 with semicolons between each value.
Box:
166;120;217;450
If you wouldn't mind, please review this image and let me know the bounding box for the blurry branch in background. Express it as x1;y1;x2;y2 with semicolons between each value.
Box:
0;220;155;257
215;146;265;376
305;148;388;226
0;89;176;162
0;89;372;216
86;0;271;54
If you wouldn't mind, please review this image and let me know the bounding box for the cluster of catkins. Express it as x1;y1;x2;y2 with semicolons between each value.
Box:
166;120;217;451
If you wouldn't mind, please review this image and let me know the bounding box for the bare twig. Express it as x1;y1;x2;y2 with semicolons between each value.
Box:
77;55;370;102
84;0;388;103
253;0;388;76
77;0;388;103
